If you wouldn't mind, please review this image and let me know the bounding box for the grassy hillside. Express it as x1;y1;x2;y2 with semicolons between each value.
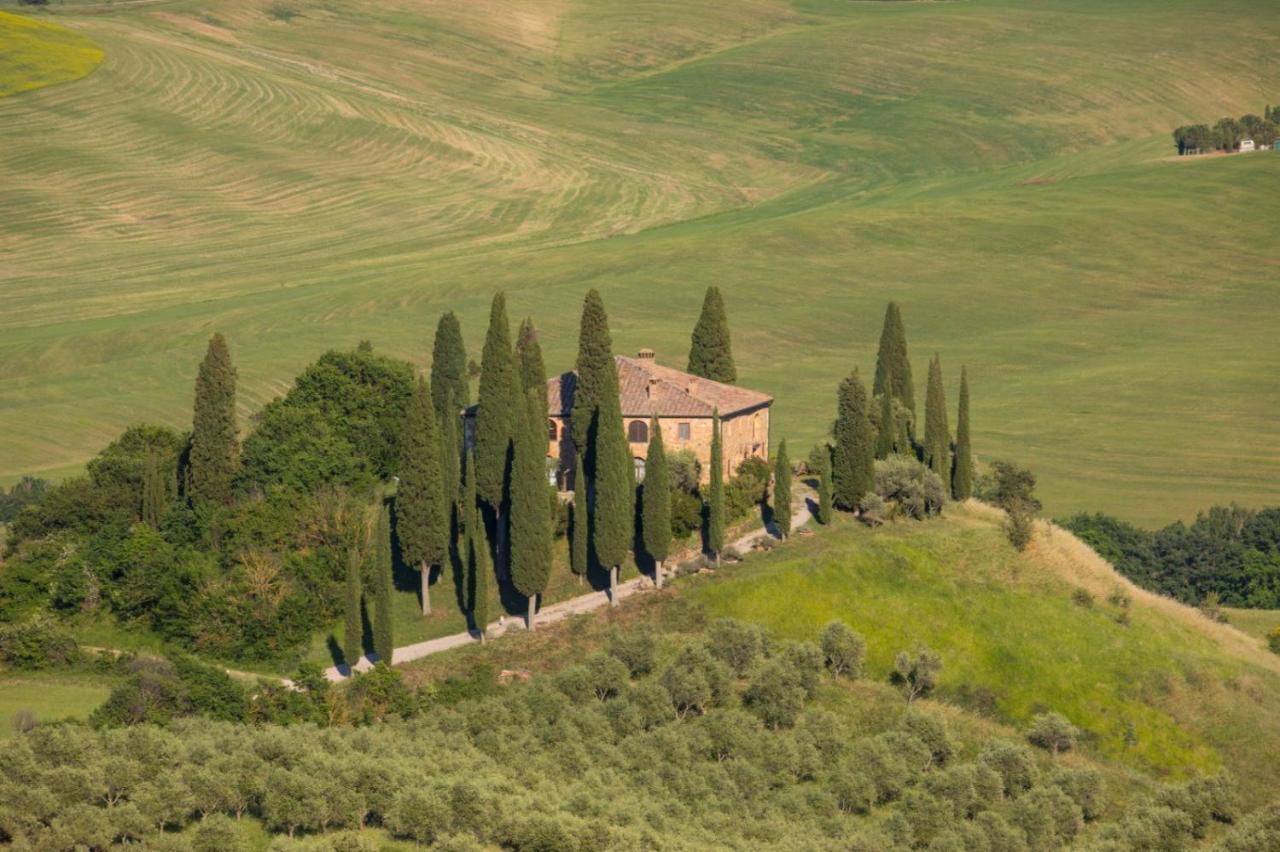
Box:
404;504;1280;807
0;10;102;98
1;0;1278;523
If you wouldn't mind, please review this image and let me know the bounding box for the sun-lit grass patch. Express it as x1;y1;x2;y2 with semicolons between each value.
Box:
0;672;113;737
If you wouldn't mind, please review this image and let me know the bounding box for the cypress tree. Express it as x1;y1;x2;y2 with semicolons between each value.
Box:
516;318;548;424
570;479;589;584
687;286;737;383
474;293;519;512
430;311;469;419
189;333;239;505
462;451;491;640
818;448;833;525
872;302;915;429
509;389;553;630
592;359;635;605
141;452;165;529
832;371;875;510
923;354;950;480
343;542;363;670
952;366;974;500
372;503;394;663
774;440;792;538
397;377;448;616
875;388;895;459
570;289;617;458
439;390;462;537
641;417;672;588
707;410;726;562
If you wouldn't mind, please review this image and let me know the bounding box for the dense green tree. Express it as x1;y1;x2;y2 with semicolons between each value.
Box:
570;478;589;584
1028;712;1078;758
641;417;672;587
189;333;239;505
397;377;448;616
474;293;519;513
141;452;165;529
952;367;973;500
570;289;617;457
817;448;833;525
833;371;875;511
923;355;950;480
875;389;895;459
516;318;548;423
708;411;726;561
439;389;462;534
343;543;362;670
510;390;553;629
593;360;635;604
372;504;394;663
774;440;792;538
687;286;736;383
430;311;469;418
872;302;915;426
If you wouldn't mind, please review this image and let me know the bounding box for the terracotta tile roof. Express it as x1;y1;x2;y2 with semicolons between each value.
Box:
547;355;772;419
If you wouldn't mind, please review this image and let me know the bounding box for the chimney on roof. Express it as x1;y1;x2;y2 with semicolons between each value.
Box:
637;348;655;361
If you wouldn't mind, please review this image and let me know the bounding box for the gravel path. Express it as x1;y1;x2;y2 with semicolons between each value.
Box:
324;487;816;681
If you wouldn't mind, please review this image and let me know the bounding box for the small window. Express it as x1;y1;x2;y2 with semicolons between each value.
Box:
548;419;558;442
678;422;691;441
634;457;646;483
627;420;649;443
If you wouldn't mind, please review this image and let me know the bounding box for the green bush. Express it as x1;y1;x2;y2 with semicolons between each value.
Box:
707;617;765;676
0;614;79;669
874;456;945;519
820;620;865;679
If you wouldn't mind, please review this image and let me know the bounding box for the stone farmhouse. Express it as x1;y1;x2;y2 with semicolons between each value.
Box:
545;349;772;489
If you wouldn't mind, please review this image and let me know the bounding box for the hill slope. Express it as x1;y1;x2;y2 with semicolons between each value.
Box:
0;0;1277;522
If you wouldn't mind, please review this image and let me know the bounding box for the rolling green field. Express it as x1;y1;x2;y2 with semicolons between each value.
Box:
1;0;1278;525
0;9;102;97
0;672;113;738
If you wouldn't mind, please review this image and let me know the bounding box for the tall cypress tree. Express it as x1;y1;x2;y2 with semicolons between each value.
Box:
430;311;469;419
397;377;448;616
818;448;833;525
474;293;519;513
832;371;875;511
641;417;672;588
872;302;915;431
570;479;589;584
343;541;363;670
439;390;462;538
189;333;239;505
923;354;950;480
687;286;737;384
592;359;635;606
462;450;491;639
141;452;165;529
774;440;792;539
952;366;974;500
516;318;548;424
570;289;617;458
509;389;553;629
875;388;895;459
707;411;726;562
372;503;394;663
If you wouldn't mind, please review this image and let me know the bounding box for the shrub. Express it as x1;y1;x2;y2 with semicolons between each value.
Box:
858;493;886;527
1072;587;1094;607
707;618;765;676
1027;711;1079;757
1050;766;1104;821
0;615;79;670
1198;591;1228;623
900;709;952;769
1268;627;1280;655
778;640;825;698
584;654;629;702
874;456;945;519
607;625;656;677
725;457;771;521
892;643;942;703
976;460;1041;514
978;741;1038;798
669;490;702;540
820;620;865;679
743;660;806;729
1006;508;1035;551
668;450;701;494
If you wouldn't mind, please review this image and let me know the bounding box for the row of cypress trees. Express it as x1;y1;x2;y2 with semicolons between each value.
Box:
825;303;975;516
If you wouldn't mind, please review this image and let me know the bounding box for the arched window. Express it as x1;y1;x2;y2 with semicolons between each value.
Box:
627;420;649;443
634;457;646;483
548;419;558;442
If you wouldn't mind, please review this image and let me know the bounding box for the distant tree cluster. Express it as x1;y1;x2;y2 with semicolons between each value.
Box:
1173;107;1279;154
813;302;975;527
1063;505;1280;609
